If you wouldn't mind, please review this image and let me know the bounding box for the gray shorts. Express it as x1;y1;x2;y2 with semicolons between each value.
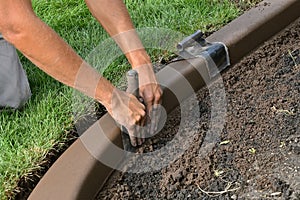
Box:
0;34;31;109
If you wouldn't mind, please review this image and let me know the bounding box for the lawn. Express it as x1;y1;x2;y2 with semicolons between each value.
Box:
0;0;255;199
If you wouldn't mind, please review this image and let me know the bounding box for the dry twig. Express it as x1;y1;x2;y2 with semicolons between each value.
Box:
196;182;240;197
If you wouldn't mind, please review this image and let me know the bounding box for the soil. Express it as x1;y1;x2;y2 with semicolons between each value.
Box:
96;18;300;200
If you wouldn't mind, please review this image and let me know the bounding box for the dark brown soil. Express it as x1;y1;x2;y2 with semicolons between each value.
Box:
96;18;300;200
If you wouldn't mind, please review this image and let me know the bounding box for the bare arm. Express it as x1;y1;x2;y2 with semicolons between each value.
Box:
85;0;163;135
84;0;150;67
0;0;115;108
0;0;160;145
0;0;147;137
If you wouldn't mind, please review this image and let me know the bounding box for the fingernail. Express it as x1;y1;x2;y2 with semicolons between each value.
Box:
131;141;136;147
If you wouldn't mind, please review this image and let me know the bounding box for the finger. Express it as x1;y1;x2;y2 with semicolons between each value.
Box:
130;94;145;111
137;119;146;146
139;97;147;127
143;99;152;134
136;124;143;146
141;119;146;143
140;119;147;144
154;96;163;133
137;137;143;146
141;114;150;139
135;104;146;146
154;104;162;132
133;109;145;125
131;116;141;146
128;126;137;147
149;104;157;135
151;88;162;134
153;86;163;105
130;135;137;147
137;128;146;145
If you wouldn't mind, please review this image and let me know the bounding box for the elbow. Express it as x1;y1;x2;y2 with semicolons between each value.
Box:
0;1;37;48
0;3;37;46
0;17;27;45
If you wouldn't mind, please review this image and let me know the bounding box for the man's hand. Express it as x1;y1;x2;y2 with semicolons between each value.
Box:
85;0;163;142
135;64;163;137
107;88;146;147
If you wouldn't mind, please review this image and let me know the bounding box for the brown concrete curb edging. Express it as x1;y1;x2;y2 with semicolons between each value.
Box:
28;0;300;199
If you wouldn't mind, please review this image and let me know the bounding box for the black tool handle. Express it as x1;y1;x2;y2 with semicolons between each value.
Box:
122;69;140;151
126;69;139;97
177;30;204;51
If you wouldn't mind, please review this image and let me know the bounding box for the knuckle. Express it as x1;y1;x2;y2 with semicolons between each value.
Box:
159;88;163;95
144;93;154;102
141;110;146;117
138;100;145;108
136;115;141;121
155;92;162;99
129;119;136;126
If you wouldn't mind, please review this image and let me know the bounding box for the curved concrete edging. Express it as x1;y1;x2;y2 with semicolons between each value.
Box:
28;0;300;199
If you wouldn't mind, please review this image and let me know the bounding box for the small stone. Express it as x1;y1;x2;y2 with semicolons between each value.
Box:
231;194;237;200
253;80;259;86
149;145;154;151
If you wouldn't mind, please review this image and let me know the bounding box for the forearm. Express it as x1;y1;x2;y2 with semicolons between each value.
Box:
0;1;114;107
4;19;82;87
84;0;151;67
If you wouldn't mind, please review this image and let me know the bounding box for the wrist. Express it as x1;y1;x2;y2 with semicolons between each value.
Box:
94;77;115;111
126;49;151;68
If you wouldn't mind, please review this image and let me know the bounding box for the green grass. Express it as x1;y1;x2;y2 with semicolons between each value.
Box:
0;0;247;199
